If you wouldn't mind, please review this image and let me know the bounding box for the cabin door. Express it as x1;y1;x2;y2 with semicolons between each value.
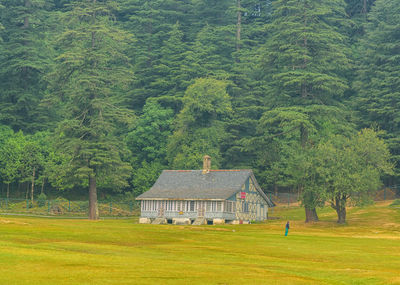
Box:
197;201;205;217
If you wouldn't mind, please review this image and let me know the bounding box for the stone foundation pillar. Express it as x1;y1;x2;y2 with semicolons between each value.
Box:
173;218;191;225
139;217;152;224
213;218;225;225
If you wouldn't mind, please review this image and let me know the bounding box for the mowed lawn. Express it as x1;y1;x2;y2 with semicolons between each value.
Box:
0;202;399;285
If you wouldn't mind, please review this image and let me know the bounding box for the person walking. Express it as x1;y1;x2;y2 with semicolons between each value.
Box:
285;221;290;236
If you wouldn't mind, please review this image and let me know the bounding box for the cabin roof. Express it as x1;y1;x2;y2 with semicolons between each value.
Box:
136;169;274;207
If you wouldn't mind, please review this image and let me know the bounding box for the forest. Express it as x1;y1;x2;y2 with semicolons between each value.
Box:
0;0;398;220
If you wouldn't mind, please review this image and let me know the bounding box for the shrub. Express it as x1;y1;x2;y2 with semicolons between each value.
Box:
37;193;47;207
389;199;400;207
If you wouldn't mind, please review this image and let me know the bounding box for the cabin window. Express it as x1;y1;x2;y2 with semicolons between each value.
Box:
211;201;216;212
217;201;222;212
225;201;234;213
190;201;195;212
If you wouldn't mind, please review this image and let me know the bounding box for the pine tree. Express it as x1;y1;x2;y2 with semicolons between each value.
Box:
149;22;190;110
49;0;133;219
345;0;375;18
223;0;274;169
117;0;193;111
261;0;351;107
0;0;53;132
354;0;400;182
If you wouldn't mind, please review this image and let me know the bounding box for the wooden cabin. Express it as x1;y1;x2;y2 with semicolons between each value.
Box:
136;156;274;225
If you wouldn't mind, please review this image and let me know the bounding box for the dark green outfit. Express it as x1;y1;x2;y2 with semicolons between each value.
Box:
285;222;290;236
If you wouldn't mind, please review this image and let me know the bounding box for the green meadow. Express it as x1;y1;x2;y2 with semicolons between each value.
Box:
0;201;399;285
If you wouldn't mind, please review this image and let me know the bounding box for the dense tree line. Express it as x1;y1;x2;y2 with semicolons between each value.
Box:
0;0;397;221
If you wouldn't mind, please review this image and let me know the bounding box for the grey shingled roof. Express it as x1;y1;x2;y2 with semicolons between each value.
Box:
136;169;274;206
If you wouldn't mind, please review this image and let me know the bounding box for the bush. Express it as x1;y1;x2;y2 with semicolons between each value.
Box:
389;199;400;207
37;193;47;207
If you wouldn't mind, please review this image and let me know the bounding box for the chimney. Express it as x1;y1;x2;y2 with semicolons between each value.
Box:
202;155;211;174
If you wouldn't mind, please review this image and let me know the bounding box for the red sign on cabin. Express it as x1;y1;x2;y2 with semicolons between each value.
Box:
240;192;246;199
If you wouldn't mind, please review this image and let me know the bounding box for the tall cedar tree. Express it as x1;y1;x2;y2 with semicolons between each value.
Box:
117;0;193;111
354;0;400;182
262;0;350;107
259;0;351;220
224;0;273;169
50;0;133;219
0;0;52;132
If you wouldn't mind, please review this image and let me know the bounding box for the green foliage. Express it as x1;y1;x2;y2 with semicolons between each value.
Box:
167;78;232;169
261;0;351;106
0;0;398;205
126;100;173;165
117;0;194;111
252;105;354;189
49;0;133;192
354;0;400;178
37;192;47;207
0;0;53;131
390;199;400;207
0;130;24;187
315;129;393;223
131;161;163;197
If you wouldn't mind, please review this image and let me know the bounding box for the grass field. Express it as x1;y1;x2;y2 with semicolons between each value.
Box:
0;201;399;285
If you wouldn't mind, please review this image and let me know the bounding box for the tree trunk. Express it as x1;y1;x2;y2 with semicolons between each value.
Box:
332;195;347;224
305;208;319;223
41;177;45;194
362;0;367;15
91;0;97;48
301;8;308;98
88;174;99;220
25;182;29;200
7;183;10;199
236;0;241;53
336;205;346;224
24;0;31;29
300;124;308;147
31;167;35;203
